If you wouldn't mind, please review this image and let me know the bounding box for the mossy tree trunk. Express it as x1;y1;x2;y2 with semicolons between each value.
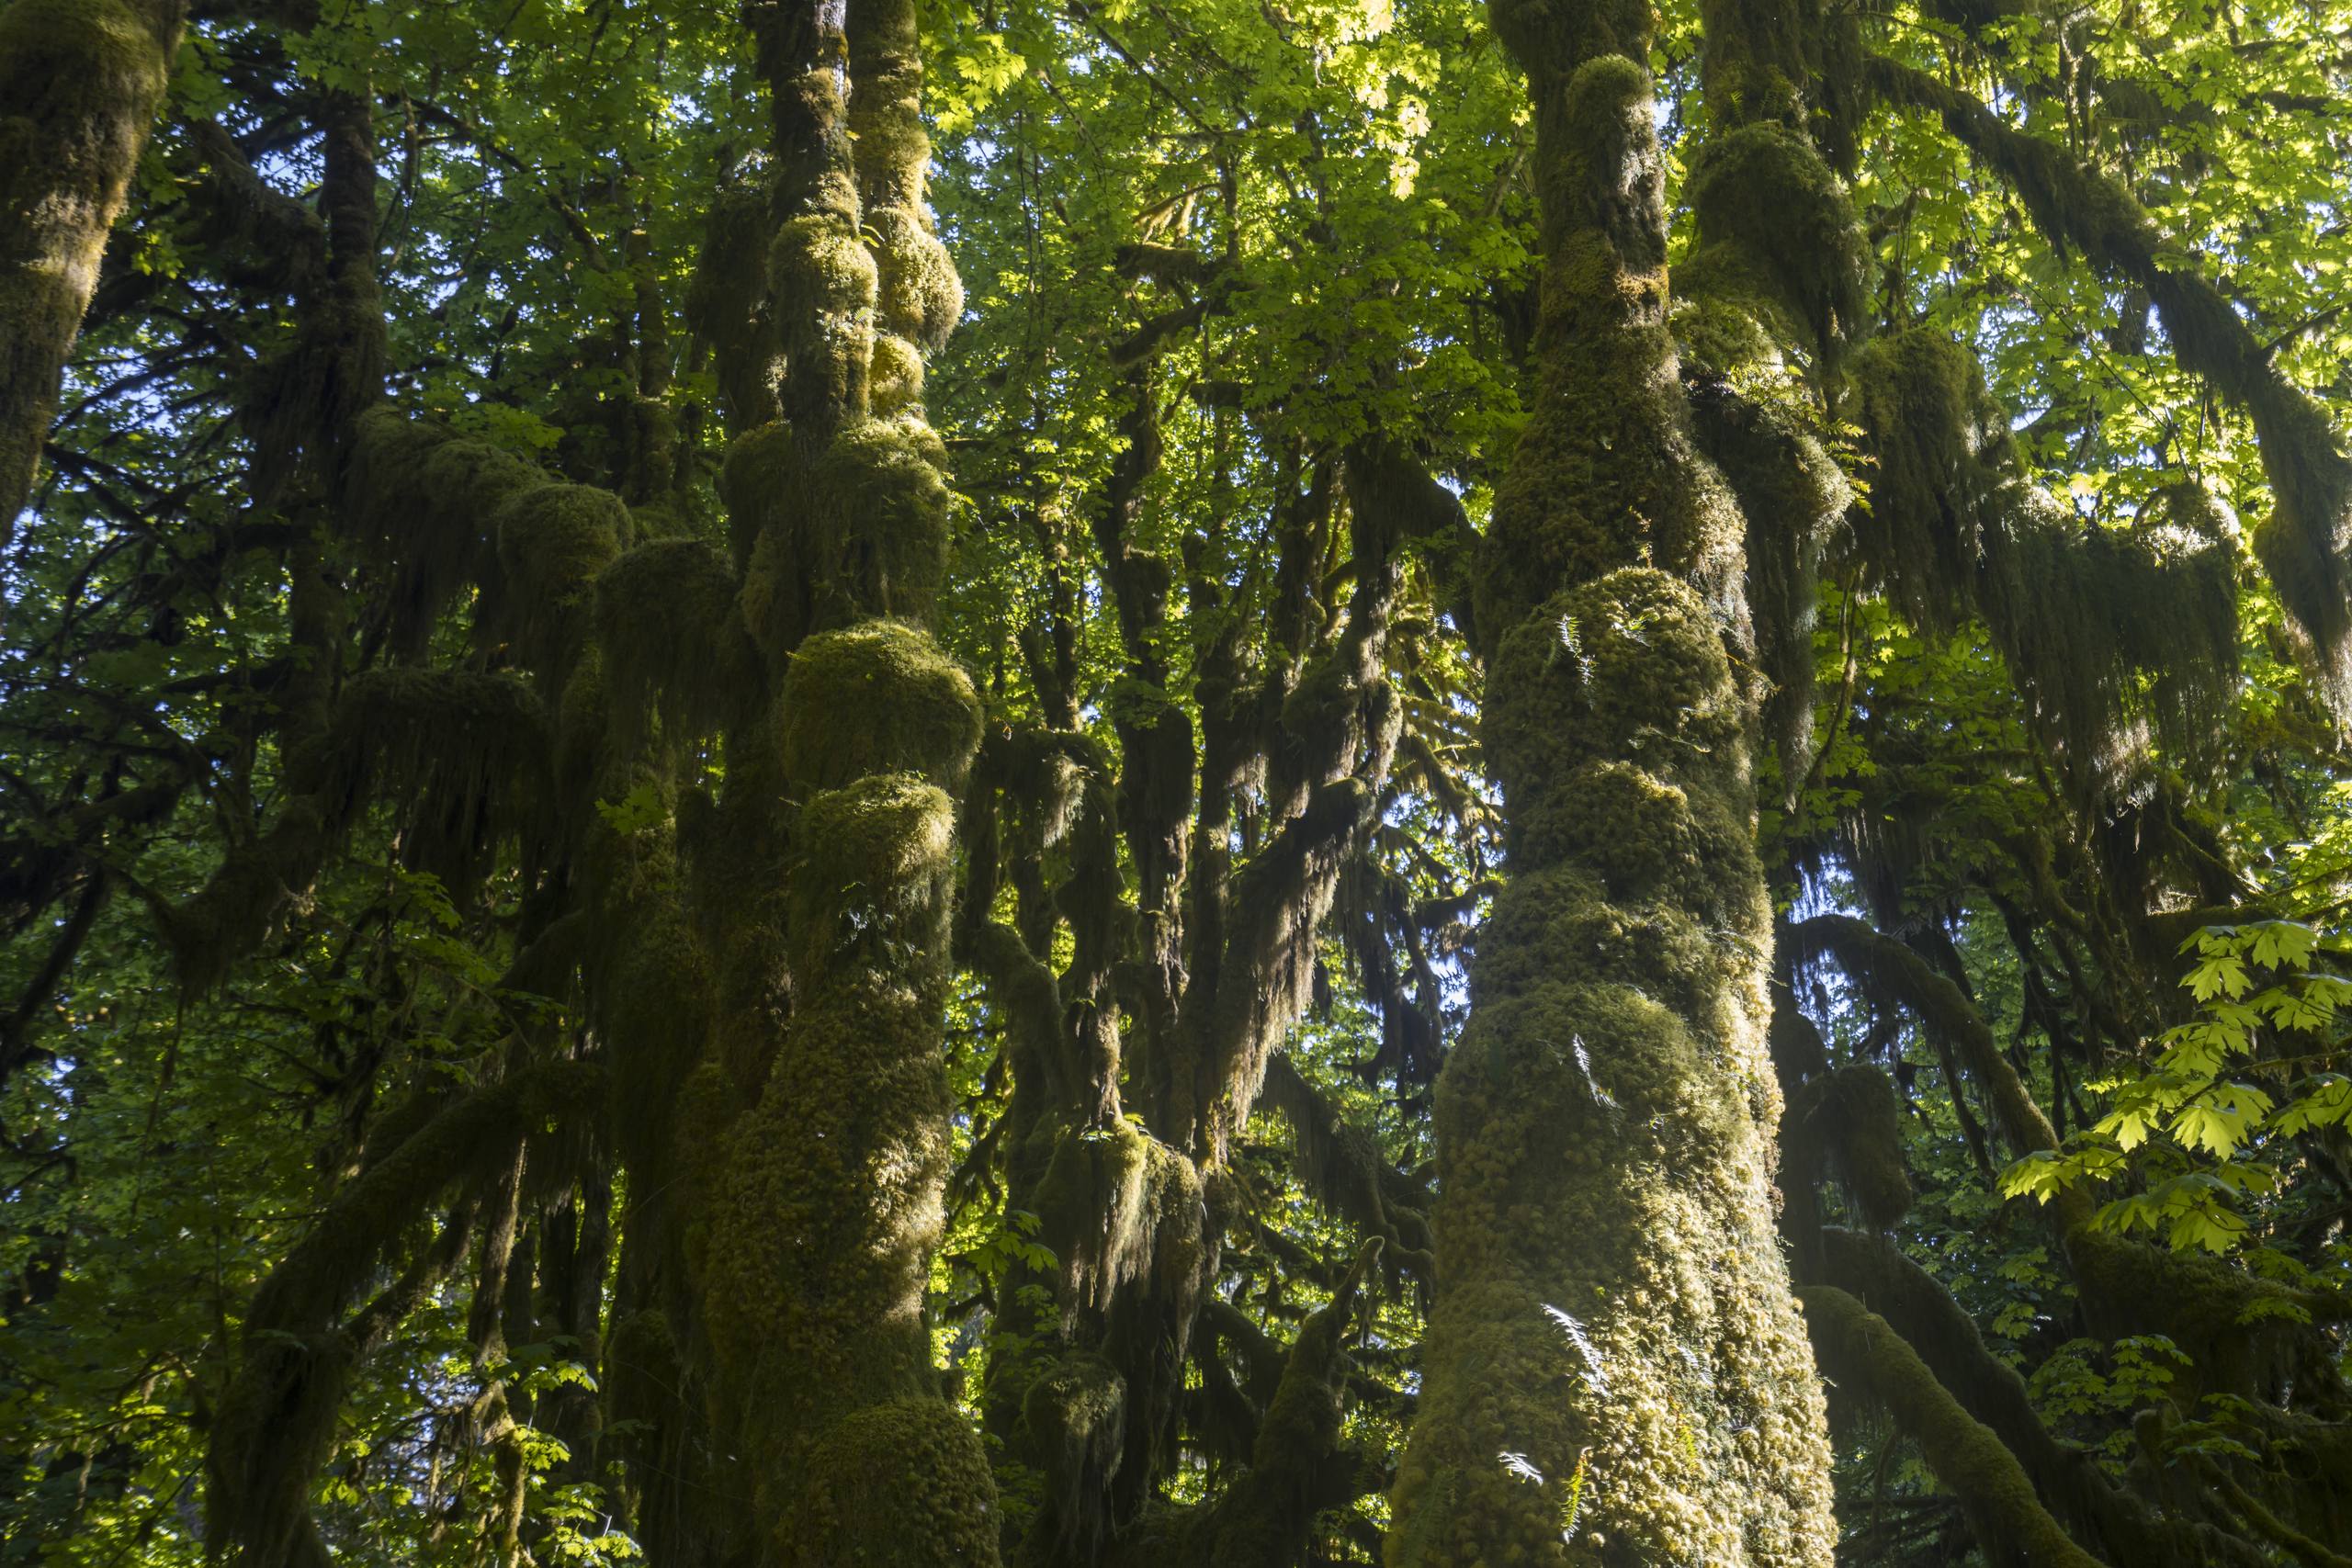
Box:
1383;3;1838;1562
680;0;1000;1561
0;0;185;558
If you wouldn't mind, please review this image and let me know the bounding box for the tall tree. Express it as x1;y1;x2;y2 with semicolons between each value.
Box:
1384;1;1838;1562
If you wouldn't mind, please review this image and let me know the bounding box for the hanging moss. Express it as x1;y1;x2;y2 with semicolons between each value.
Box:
1682;121;1864;365
1846;327;2000;627
1689;378;1849;780
1260;1053;1433;1265
1022;1354;1127;1565
498;484;628;607
555;646;611;821
322;668;553;896
341;410;555;655
1786;1062;1912;1228
492;482;628;678
1849;331;2239;784
778;620;979;791
596;537;762;749
208;1062;601;1568
724;420;806;636
687;180;784;433
1978;488;2239;778
176;118;326;294
1867;51;2352;719
605;1306;681;1437
597;886;714;1192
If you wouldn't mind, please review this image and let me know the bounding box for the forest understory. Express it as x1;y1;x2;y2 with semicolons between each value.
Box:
2;0;2350;1565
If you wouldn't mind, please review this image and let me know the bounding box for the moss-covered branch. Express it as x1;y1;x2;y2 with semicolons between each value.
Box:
1259;1052;1433;1269
1865;51;2352;717
206;1060;602;1568
1790;913;2068;1170
1800;1283;2112;1568
1813;1227;2266;1568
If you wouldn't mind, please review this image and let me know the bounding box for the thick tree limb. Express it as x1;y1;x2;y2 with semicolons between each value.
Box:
1801;1283;2112;1568
207;1060;602;1568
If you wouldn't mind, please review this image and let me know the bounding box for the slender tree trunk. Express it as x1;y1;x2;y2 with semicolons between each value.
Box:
1385;4;1837;1563
0;0;184;556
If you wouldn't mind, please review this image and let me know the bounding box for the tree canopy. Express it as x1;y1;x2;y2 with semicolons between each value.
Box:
2;0;2349;1565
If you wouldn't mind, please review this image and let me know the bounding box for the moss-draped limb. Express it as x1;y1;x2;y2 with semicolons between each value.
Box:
1842;330;2238;783
2195;1452;2352;1568
162;413;632;986
1780;1063;1912;1257
1386;8;1836;1559
1791;914;2352;1416
1162;443;1422;1162
157;77;405;988
1864;51;2352;717
957;734;1222;1566
1671;0;1863;786
1112;1243;1383;1568
0;0;185;553
206;1061;603;1568
1260;1052;1434;1269
175;118;329;296
1687;378;1849;783
1800;1284;2112;1568
972;427;1427;1556
1788;913;2068;1167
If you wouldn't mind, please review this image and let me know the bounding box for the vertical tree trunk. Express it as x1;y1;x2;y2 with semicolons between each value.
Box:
0;0;184;554
685;0;999;1560
1384;4;1837;1563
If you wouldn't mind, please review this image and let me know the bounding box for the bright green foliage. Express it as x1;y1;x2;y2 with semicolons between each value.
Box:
2004;918;2352;1257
